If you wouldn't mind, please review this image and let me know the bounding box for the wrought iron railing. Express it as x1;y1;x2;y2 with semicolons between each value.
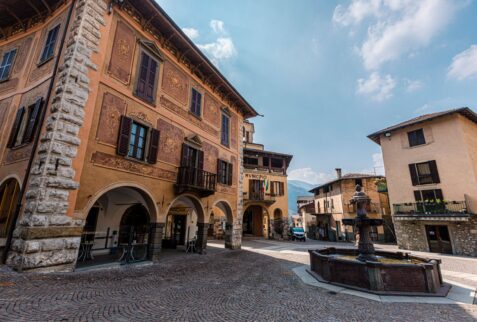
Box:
393;201;467;215
243;191;276;202
176;167;217;192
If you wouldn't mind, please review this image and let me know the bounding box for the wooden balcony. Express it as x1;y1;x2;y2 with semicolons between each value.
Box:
175;167;217;197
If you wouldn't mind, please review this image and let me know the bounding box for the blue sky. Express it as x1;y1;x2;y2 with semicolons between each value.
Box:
157;0;477;184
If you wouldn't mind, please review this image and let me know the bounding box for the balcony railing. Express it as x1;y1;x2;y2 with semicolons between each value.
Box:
393;201;468;215
243;192;276;204
175;167;216;197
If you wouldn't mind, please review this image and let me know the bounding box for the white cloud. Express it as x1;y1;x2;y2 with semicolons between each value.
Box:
182;27;199;40
357;72;396;101
210;19;225;34
447;45;477;80
197;38;236;65
334;0;461;70
288;168;335;185
405;79;423;92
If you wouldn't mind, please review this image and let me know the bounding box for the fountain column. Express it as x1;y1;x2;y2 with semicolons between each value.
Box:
351;185;378;262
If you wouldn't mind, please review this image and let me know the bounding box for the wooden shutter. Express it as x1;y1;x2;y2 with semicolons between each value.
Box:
429;160;440;184
217;160;223;183
180;144;188;166
117;116;132;156
409;164;418;186
136;53;149;98
227;163;233;185
198;150;204;170
414;191;422;202
280;182;284;196
147;128;160;164
271;181;275;196
7;107;25;148
145;59;157;101
22;98;43;144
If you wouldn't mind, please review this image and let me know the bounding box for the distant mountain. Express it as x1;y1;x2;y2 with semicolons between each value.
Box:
287;180;316;215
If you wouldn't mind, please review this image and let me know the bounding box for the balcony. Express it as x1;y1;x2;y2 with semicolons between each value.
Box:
175;167;217;197
243;192;276;205
393;201;470;221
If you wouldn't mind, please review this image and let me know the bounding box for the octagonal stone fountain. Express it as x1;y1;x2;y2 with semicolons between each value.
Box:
308;185;450;296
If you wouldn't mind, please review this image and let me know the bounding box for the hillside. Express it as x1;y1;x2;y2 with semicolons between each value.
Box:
287;180;315;215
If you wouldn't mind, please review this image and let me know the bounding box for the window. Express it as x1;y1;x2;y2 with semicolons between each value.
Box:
7;98;43;148
136;52;159;102
244;157;258;166
217;160;233;185
271;158;283;168
181;144;203;169
355;179;363;187
0;49;17;81
117;116;160;164
263;157;269;167
221;113;230;146
408;129;426;147
190;88;202;117
270;181;285;196
409;161;440;185
414;189;443;202
40;25;60;63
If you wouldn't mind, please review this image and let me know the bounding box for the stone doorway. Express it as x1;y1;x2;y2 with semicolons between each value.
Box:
425;225;453;254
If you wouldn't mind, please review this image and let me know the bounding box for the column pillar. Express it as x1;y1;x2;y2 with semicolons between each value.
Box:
196;223;209;254
148;222;164;261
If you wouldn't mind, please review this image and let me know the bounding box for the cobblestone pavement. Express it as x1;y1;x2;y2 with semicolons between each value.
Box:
0;240;476;322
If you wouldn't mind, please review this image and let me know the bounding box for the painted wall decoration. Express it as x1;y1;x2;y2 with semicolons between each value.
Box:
161;60;188;105
108;20;136;84
160;95;219;137
96;92;127;146
202;141;219;174
91;151;176;181
4;145;32;164
157;118;184;166
203;93;220;128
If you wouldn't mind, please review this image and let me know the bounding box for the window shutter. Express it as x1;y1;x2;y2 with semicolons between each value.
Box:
414;191;422;202
216;160;222;183
429;160;440;184
117;116;132;156
22;98;43;144
280;182;284;196
227;163;233;185
198;150;204;170
7;107;25;148
147;128;160;164
145;59;157;101
137;53;149;98
409;164;419;186
180;144;188;167
271;181;275;195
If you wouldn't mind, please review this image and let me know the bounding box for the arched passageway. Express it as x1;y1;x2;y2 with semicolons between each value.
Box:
76;186;155;268
242;205;268;238
0;178;21;257
272;208;284;238
207;200;236;249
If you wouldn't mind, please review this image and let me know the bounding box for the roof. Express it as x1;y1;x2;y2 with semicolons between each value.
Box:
297;196;314;201
368;107;477;145
244;147;293;167
309;173;383;193
125;0;259;119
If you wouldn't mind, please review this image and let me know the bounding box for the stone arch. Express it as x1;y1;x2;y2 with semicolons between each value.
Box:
208;199;239;249
242;204;270;238
80;181;158;222
272;208;285;237
164;193;205;223
0;174;22;189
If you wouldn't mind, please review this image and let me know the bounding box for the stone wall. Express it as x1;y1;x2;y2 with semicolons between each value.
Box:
394;215;477;257
7;0;107;272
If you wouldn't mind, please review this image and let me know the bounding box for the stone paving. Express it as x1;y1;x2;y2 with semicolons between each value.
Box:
0;240;476;322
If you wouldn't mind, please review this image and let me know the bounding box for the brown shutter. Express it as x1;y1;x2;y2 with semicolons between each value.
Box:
145;59;157;101
280;182;285;196
117;116;132;156
409;163;418;186
7;107;25;148
22;98;43;144
147;128;160;164
198;150;204;170
227;162;233;185
271;181;275;196
217;160;222;183
414;191;422;202
136;53;149;98
429;160;440;183
181;144;188;166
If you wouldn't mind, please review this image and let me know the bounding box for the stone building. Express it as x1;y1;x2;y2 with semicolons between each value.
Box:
308;169;391;242
0;0;259;272
368;108;477;256
241;121;292;239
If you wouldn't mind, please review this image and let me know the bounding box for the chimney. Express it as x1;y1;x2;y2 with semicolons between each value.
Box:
335;168;342;179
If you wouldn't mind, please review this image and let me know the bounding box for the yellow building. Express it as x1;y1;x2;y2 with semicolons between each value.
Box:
369;108;477;256
241;121;292;239
308;169;391;242
0;0;259;272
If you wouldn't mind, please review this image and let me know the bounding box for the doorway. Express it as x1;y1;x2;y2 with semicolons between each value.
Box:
425;225;452;254
172;215;187;246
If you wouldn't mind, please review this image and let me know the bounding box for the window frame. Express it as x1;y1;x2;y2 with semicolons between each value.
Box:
134;49;161;104
0;48;17;82
7;98;43;149
189;87;203;118
408;128;426;147
221;112;230;147
217;159;233;186
39;24;60;65
409;160;440;186
127;121;149;161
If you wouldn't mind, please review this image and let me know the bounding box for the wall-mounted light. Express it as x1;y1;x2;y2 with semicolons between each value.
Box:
384;132;391;137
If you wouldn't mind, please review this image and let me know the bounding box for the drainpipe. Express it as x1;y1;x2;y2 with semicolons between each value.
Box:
2;0;77;264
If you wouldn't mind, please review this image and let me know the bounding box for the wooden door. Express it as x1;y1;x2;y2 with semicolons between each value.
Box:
425;225;452;254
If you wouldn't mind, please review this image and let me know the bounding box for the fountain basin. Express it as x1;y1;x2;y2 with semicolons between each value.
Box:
308;247;450;296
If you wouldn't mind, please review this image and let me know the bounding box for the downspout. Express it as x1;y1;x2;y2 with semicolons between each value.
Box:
2;0;77;264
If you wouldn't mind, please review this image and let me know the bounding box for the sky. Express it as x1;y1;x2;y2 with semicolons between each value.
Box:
156;0;477;184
